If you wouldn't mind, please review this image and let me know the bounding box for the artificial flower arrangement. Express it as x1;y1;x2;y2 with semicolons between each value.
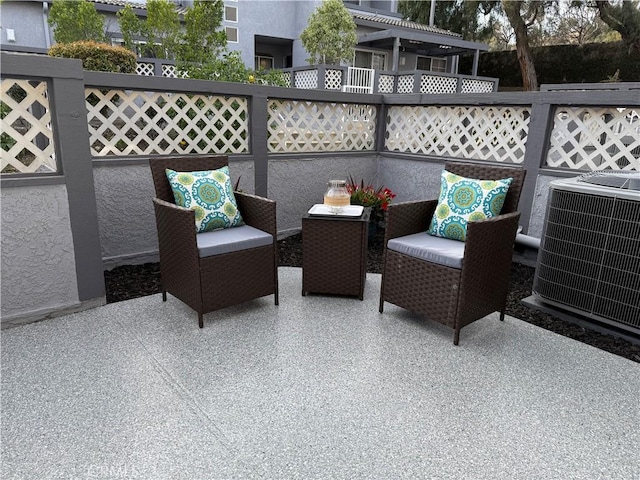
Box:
347;176;396;225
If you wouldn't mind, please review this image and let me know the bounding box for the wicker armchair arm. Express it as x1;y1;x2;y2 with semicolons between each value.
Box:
152;198;199;260
463;211;521;265
384;200;438;245
458;211;521;323
235;191;277;237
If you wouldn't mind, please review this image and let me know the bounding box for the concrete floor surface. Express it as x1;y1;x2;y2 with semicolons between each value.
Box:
2;268;638;479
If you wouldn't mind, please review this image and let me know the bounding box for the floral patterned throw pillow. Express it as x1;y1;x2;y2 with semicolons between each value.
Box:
166;166;244;233
428;170;512;242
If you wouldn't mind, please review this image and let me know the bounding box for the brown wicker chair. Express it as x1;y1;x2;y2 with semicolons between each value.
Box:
379;161;526;345
149;155;278;327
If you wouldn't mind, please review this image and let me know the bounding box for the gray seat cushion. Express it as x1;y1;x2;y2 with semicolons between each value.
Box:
387;232;465;269
196;225;273;258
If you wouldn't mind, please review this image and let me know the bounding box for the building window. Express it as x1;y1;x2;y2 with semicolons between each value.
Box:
226;26;238;43
225;5;237;22
255;55;274;71
353;49;386;70
416;56;447;73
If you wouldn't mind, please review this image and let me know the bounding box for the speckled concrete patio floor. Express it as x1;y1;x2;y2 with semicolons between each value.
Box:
2;268;638;479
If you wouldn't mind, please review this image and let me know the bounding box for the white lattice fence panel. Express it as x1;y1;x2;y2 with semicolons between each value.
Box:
86;89;249;156
378;74;395;93
161;64;188;78
136;62;155;76
267;100;377;153
547;107;640;170
324;69;343;90
385;105;530;163
294;70;319;89
162;64;177;77
420;75;457;94
397;75;415;94
1;79;56;174
461;78;495;93
283;71;292;87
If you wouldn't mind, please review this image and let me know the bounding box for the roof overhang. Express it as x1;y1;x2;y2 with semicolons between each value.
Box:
357;28;489;57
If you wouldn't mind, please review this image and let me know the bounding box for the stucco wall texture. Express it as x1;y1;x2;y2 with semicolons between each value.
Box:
268;155;378;235
94;156;378;268
94;156;554;269
94;159;255;269
528;175;556;239
1;185;79;319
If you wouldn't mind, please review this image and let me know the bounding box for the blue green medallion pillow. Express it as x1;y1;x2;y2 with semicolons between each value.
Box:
428;170;512;242
165;166;244;233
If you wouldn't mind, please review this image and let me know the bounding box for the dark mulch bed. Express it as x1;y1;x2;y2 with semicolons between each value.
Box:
105;231;640;363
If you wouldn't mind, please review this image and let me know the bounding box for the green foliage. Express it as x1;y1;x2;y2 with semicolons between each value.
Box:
346;177;396;224
48;41;138;73
399;0;500;41
300;0;358;65
179;51;288;86
594;0;640;55
179;0;227;64
461;41;640;87
144;0;181;59
253;68;289;87
116;5;142;52
48;0;106;44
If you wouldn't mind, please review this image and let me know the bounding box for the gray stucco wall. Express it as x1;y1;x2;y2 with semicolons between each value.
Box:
1;185;79;321
95;158;254;269
0;1;49;48
230;0;318;69
268;154;378;235
93;164;159;268
93;154;559;267
377;155;443;203
377;155;556;239
527;173;581;239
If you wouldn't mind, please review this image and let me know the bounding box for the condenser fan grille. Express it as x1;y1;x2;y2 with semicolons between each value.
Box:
533;184;640;333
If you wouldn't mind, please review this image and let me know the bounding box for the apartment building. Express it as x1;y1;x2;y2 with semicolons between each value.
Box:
0;0;487;75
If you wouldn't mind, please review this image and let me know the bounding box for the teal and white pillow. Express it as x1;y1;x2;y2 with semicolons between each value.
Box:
166;166;244;233
428;170;512;242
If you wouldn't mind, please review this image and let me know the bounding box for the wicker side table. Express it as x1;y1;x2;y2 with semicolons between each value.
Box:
302;208;370;300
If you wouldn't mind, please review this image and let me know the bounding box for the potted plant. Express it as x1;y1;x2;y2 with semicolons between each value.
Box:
346;176;396;235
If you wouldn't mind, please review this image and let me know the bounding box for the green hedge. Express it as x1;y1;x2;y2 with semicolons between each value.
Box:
48;41;137;74
460;42;640;88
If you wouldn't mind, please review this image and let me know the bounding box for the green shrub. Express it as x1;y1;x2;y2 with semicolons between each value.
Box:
48;41;137;73
460;42;640;88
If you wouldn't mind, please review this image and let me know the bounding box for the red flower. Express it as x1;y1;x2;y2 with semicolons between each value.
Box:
346;176;396;222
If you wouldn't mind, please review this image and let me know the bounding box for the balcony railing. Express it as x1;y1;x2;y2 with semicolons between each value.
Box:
282;65;499;94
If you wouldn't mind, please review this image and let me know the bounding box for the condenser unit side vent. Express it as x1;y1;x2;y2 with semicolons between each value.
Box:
533;174;640;335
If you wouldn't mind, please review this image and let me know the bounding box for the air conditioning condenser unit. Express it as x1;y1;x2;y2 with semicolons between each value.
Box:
531;172;640;338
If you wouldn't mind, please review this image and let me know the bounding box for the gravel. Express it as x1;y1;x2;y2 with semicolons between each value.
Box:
105;231;639;363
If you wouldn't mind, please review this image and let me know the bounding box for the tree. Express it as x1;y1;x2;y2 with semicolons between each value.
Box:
502;1;551;91
300;0;358;65
144;0;181;59
48;0;106;44
593;0;640;54
116;5;143;53
549;2;612;45
178;0;227;65
399;0;500;42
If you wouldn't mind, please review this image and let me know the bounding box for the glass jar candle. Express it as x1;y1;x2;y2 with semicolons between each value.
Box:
324;179;350;213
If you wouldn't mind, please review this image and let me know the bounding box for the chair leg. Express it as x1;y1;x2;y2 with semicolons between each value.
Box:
162;290;167;302
453;328;460;346
198;312;204;329
500;309;505;321
378;297;384;313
